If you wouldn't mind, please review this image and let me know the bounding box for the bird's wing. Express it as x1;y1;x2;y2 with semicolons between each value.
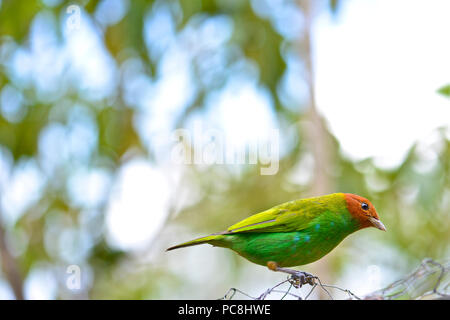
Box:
224;199;327;234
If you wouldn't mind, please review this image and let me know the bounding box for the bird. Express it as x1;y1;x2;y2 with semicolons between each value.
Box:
167;193;386;284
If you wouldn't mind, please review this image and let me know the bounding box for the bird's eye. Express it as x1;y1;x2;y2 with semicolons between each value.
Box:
361;202;369;211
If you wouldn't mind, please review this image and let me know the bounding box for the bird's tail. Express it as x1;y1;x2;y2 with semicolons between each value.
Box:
166;233;227;251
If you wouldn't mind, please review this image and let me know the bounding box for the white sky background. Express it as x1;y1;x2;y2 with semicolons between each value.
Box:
314;0;450;168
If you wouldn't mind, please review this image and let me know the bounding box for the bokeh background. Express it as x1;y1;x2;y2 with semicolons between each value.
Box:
0;0;449;299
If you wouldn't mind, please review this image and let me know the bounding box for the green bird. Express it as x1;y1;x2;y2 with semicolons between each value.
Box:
167;193;385;282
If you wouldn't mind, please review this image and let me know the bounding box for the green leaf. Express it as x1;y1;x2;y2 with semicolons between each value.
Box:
437;84;450;97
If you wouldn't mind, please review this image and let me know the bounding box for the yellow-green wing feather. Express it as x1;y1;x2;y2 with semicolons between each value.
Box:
166;193;347;252
225;195;337;234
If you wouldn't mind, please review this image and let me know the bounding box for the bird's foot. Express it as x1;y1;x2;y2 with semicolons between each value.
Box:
267;262;316;288
288;271;316;288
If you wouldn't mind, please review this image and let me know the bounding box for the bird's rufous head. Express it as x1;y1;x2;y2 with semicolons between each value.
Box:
344;193;386;231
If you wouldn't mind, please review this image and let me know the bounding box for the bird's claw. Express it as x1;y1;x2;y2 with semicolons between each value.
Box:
288;272;316;288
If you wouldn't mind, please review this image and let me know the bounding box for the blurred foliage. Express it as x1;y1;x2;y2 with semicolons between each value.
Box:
0;1;43;41
0;0;448;300
437;84;450;98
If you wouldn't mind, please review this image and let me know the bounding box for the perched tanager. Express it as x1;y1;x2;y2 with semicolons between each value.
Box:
167;193;385;281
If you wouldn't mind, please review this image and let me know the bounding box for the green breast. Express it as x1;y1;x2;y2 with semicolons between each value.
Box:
224;210;360;267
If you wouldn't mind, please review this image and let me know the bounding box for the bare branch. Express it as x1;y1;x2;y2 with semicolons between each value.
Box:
220;258;450;300
364;258;450;300
0;223;24;300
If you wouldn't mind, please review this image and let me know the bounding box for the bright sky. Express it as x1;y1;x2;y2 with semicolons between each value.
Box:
105;159;171;251
314;0;450;168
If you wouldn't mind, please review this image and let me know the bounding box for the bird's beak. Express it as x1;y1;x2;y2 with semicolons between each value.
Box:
368;217;386;231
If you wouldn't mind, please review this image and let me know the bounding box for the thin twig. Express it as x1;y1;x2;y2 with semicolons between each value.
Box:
0;209;24;300
220;258;450;300
365;258;450;300
220;273;359;300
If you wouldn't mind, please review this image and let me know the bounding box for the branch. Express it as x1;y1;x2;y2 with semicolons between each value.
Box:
220;274;360;300
220;258;450;300
364;258;450;300
0;223;24;300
